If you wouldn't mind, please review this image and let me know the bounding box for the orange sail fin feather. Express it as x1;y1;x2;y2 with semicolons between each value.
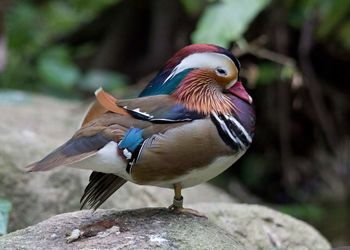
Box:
95;87;129;116
81;101;108;127
81;88;129;127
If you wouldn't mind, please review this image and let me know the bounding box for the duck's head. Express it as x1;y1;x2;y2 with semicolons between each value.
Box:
140;44;252;115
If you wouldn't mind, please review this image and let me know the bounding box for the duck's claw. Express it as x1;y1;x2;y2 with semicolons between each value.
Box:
170;206;207;218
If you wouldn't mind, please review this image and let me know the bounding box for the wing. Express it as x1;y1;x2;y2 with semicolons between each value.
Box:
93;88;205;122
118;95;204;122
27;86;160;172
26;113;145;172
80;101;107;127
26;132;112;172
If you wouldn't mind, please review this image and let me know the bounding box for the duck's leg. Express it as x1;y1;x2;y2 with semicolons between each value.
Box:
168;183;207;218
168;183;183;209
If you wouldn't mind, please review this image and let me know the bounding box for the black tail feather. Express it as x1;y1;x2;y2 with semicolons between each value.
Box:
80;171;127;210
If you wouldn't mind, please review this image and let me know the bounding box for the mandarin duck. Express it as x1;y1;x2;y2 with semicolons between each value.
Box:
26;44;255;213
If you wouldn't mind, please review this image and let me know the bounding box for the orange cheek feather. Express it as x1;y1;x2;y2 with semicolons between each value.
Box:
173;69;235;115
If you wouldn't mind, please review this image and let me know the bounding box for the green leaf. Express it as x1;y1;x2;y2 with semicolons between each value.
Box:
287;0;318;28
37;47;81;90
6;3;43;54
71;0;120;14
338;20;350;50
281;65;295;81
192;0;271;47
256;63;280;85
180;0;207;16
317;0;350;39
3;0;122;93
0;199;12;236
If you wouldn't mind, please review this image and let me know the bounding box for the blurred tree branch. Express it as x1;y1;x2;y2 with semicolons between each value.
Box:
273;5;294;186
234;37;296;68
298;14;339;151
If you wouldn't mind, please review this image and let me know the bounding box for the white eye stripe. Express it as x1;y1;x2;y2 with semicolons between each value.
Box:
164;52;236;83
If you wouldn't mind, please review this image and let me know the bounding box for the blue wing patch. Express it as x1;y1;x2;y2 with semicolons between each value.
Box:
118;128;144;173
118;128;144;152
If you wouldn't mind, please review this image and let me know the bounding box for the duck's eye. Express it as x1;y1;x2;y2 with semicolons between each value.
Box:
216;67;227;76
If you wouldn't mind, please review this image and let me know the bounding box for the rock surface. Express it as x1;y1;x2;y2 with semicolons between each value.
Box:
191;203;331;250
0;92;234;231
0;204;331;250
0;208;250;250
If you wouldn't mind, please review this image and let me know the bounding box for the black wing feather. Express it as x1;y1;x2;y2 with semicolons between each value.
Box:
80;171;127;210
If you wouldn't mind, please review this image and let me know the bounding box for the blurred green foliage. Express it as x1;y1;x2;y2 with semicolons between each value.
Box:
256;63;281;85
277;203;324;224
77;70;127;93
37;46;81;91
2;0;350;96
6;0;119;51
287;0;350;49
1;0;126;97
192;0;271;47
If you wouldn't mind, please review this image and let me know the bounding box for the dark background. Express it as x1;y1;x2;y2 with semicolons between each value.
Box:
0;0;349;245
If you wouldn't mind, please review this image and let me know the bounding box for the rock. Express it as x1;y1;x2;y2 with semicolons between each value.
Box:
0;204;331;250
0;208;252;250
191;203;331;250
0;92;234;231
0;93;84;231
